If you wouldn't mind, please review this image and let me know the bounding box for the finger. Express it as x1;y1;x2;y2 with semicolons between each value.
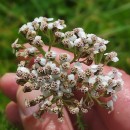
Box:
97;70;130;130
19;108;73;130
17;86;42;116
16;87;73;130
70;108;108;130
0;73;18;101
5;101;22;126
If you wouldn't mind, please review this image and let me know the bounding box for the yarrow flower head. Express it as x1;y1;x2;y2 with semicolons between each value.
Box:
12;16;124;129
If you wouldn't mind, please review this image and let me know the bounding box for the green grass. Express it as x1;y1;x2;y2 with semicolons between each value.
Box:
0;0;130;129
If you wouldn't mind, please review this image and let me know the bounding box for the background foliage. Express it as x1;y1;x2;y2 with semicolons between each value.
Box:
0;0;130;129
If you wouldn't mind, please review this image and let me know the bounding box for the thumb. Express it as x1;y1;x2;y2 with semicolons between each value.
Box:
97;68;130;130
16;87;73;130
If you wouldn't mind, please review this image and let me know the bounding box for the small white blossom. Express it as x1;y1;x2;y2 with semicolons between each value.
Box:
61;62;70;70
48;23;54;29
32;36;44;46
74;38;84;47
94;42;107;54
86;37;93;44
62;38;75;48
59;53;70;63
112;94;117;102
60;85;72;93
45;51;57;60
19;22;34;34
108;69;122;79
73;62;83;72
90;65;99;73
39;58;46;66
80;85;88;93
107;100;114;113
76;28;86;38
55;31;65;38
68;74;75;81
12;38;21;49
104;52;119;62
69;106;79;114
31;70;38;77
34;17;53;23
115;80;124;92
26;47;37;54
17;67;30;73
65;31;77;41
88;76;96;84
54;20;66;30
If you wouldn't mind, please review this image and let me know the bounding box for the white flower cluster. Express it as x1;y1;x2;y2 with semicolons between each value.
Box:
12;17;123;122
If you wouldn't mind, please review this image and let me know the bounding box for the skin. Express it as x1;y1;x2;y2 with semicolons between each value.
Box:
0;46;130;130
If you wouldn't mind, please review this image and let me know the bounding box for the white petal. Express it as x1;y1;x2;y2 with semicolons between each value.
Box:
57;24;64;29
104;40;109;44
78;31;86;38
17;67;30;73
69;35;77;41
90;65;98;72
100;45;106;52
52;51;57;58
31;70;38;77
74;62;82;68
107;87;113;93
68;41;74;48
88;76;96;84
40;58;46;66
34;17;40;23
68;74;75;80
112;94;117;102
74;38;82;46
27;47;37;53
104;53;108;56
39;17;44;22
86;37;92;44
35;36;41;40
48;23;53;29
101;81;107;86
112;57;119;62
107;100;113;108
47;18;54;21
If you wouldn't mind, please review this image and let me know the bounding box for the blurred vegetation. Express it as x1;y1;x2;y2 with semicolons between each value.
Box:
0;0;130;129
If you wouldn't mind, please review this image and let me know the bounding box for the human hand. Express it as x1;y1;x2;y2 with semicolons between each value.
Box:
0;47;130;130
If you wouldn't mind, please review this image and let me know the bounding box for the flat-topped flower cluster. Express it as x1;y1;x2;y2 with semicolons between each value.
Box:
12;17;124;122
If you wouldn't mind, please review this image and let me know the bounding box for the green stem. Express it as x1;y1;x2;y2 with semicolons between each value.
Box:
87;91;92;100
76;112;87;130
37;46;46;56
48;30;55;51
94;54;98;64
70;47;77;63
70;48;82;64
93;97;107;108
97;52;104;64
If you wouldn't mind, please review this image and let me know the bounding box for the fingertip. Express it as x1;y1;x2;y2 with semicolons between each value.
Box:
97;71;130;130
16;87;41;116
20;108;73;130
6;101;22;125
0;73;18;101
